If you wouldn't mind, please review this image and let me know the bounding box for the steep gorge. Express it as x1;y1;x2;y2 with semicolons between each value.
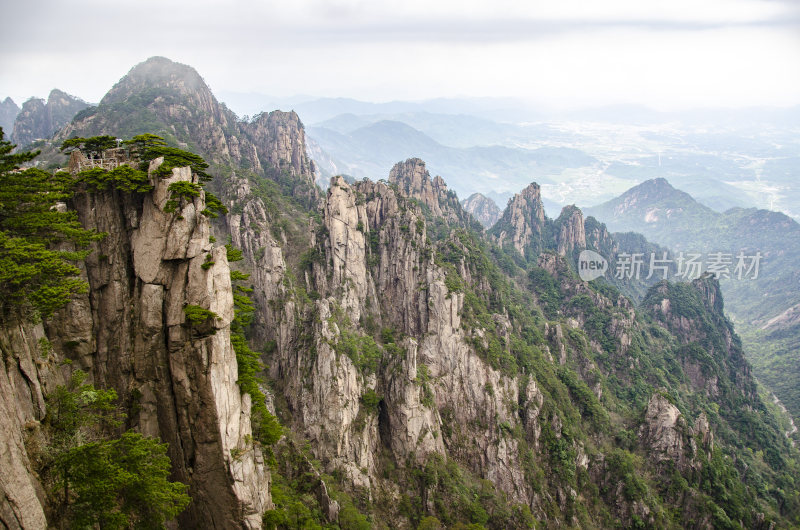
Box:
2;56;798;529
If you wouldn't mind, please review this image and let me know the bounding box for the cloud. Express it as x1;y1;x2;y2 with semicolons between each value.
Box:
1;0;798;110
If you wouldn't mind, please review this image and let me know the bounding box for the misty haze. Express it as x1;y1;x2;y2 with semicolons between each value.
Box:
1;1;799;528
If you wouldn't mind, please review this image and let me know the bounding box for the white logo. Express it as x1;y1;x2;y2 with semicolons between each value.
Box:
578;250;608;282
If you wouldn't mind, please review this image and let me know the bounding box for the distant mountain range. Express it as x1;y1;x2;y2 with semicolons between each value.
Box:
309;118;595;197
3;56;799;528
585;177;800;421
284;101;800;221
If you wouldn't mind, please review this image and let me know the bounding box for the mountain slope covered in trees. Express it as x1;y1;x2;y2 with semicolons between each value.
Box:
1;57;798;529
585;178;800;427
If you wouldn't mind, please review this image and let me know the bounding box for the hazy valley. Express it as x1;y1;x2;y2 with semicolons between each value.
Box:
1;56;798;529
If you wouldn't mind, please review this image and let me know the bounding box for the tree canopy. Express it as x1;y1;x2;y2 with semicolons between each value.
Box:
45;370;190;528
60;135;119;156
0;127;100;317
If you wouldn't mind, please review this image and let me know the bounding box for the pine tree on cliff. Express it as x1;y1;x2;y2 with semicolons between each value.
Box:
0;127;100;317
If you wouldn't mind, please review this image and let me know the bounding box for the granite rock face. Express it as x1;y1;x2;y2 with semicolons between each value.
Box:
490;182;547;257
462;192;501;228
0;159;271;529
0;320;59;529
554;205;586;256
10;89;88;148
219;156;553;512
0;97;19;135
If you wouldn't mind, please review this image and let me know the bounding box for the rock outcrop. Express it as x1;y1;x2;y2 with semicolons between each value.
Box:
57;57;319;207
388;158;465;226
639;394;713;473
0;97;19;135
0;157;271;528
0;319;59;529
224;164;547;512
462;192;501;228
644;276;756;400
554;205;586;256
11;89;88;147
490;182;547;258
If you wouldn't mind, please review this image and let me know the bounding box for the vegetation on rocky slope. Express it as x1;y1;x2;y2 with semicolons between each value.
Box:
5;57;797;529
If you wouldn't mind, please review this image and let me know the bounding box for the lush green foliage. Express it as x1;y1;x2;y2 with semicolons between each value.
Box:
182;304;219;339
202;190;228;218
0;128;100;317
76;165;152;193
228;252;283;446
60;135;118;155
183;303;219;326
393;454;535;529
58;432;190;529
119;133;212;181
164;181;201;213
334;330;383;375
263;439;372;530
44;371;189;527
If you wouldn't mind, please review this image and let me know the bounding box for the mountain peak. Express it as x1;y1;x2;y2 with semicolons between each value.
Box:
10;89;88;147
388;158;468;224
461;192;501;228
389;158;430;191
490;181;547;257
0;97;20;136
583;177;714;235
102;56;208;105
519;181;542;204
617;177;697;206
554;204;586;256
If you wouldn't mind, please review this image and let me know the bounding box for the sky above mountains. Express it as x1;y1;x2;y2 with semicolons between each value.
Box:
1;0;799;112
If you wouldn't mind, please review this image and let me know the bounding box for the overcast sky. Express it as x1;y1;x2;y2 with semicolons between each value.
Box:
1;0;799;112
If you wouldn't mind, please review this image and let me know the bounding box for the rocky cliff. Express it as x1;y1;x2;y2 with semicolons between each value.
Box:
553;205;586;256
0;157;270;528
0;97;19;135
223;146;799;526
388;158;469;227
10;89;89;148
0;319;60;528
55;57;318;207
462;192;501;228
489;182;547;258
5;56;798;529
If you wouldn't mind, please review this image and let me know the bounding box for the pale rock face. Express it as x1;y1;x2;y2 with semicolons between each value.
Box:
10;159;273;528
388;158;463;227
639;394;706;474
493;182;547;257
324;176;369;321
249;111;315;180
462;192;501;228
132;160;211;282
555;205;586;256
641;394;686;463
389;159;443;216
0;321;57;530
545;322;567;365
384;337;445;462
227;168;548;511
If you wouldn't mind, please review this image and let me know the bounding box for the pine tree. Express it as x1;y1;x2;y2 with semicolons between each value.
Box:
0;127;100;317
